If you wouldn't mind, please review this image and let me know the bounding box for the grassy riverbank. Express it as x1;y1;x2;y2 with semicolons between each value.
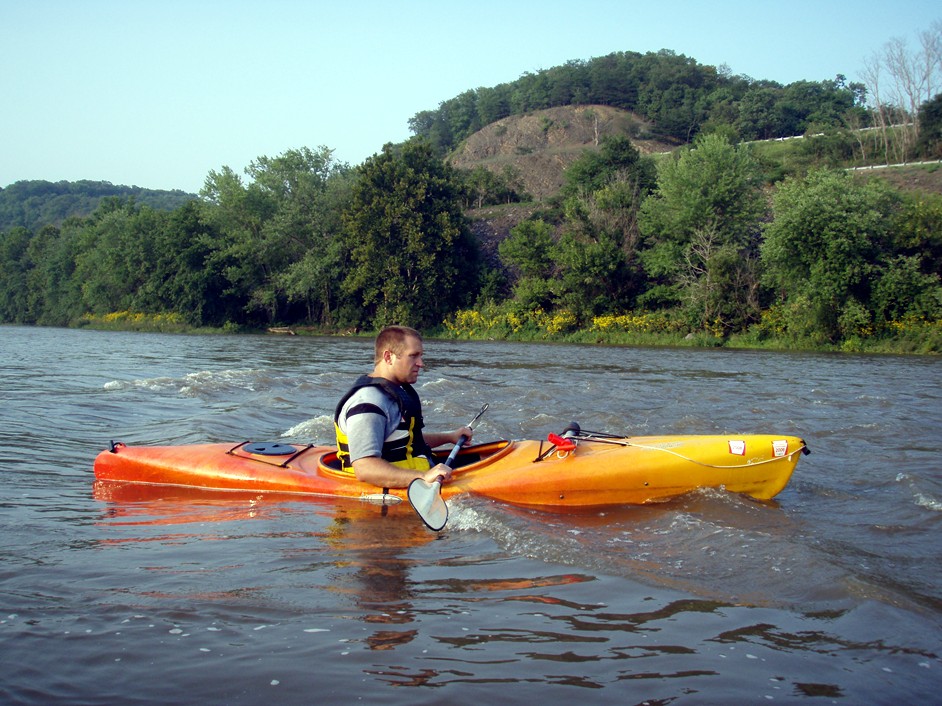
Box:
72;310;942;355
431;323;942;355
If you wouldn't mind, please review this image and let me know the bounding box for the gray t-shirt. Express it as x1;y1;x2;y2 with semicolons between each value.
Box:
336;385;404;463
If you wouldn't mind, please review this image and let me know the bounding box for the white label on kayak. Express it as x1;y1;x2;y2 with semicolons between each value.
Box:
361;493;403;505
772;440;789;457
728;440;746;456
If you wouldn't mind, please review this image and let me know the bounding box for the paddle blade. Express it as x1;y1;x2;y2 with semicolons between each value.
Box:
408;478;449;531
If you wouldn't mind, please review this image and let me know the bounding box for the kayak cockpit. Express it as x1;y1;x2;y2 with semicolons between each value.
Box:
317;439;515;479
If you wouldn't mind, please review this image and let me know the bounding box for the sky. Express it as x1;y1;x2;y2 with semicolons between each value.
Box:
1;0;938;194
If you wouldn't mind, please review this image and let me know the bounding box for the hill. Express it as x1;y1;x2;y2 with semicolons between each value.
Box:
450;104;675;202
450;105;672;251
0;180;196;232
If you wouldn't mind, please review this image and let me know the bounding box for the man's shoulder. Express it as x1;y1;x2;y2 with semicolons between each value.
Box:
341;383;399;417
346;383;395;404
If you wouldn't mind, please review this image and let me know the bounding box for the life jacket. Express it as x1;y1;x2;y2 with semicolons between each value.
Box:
333;375;433;474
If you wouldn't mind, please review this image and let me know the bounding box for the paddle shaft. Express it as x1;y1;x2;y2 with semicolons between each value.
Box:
443;434;468;468
441;403;488;470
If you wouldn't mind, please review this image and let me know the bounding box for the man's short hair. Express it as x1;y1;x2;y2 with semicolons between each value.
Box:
375;326;422;363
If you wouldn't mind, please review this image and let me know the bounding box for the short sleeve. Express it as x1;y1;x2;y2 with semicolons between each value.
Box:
338;386;400;463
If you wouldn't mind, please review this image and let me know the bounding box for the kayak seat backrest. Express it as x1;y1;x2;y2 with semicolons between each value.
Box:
321;452;344;471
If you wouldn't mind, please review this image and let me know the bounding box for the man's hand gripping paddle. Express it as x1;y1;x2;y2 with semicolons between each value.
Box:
408;404;488;531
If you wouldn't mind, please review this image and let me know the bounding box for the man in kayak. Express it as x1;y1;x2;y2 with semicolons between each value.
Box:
334;325;473;489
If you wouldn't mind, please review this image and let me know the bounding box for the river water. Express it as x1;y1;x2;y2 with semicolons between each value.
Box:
1;325;939;704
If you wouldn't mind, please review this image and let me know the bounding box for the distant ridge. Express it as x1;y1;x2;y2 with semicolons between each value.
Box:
0;179;197;232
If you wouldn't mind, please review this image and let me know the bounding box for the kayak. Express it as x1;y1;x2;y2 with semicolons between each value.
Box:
93;427;809;510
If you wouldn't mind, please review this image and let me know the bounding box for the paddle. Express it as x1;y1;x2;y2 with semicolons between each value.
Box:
408;404;488;531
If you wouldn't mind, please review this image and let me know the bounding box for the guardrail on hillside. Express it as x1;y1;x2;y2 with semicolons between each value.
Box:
847;159;942;171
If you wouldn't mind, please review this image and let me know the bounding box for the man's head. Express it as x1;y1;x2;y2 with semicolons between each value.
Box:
374;326;424;385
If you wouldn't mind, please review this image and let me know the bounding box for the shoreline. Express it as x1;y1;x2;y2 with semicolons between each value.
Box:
6;317;935;356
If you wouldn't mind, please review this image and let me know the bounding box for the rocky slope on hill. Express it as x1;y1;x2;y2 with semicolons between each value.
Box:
450;105;675;253
449;104;675;202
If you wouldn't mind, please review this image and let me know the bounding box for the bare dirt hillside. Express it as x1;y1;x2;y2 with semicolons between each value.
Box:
853;163;942;196
451;105;676;252
450;105;675;202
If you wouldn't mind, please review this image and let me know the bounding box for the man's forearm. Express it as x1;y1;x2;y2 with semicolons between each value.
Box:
351;456;430;489
424;427;471;449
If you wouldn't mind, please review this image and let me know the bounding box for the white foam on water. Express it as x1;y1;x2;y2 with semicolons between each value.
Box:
282;414;333;441
895;473;942;512
104;368;265;396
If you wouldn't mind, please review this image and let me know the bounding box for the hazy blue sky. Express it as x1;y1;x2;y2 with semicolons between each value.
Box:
1;0;938;193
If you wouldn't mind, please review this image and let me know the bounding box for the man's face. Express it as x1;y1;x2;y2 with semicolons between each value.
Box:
388;335;424;385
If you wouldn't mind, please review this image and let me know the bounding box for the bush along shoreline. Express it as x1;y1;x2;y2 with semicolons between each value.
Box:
65;309;942;355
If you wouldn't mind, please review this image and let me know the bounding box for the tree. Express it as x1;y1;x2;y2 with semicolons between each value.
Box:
339;141;480;329
71;200;167;316
198;165;267;323
862;21;942;162
498;219;556;279
632;50;717;141
558;135;654;313
676;223;761;335
892;190;942;276
149;200;234;326
871;254;942;325
638;133;765;332
26;221;84;325
917;92;942;157
476;84;512;126
199;146;349;325
554;227;637;319
0;227;33;322
761;169;900;341
498;219;558;311
276;168;356;326
736;85;780;140
497;138;656;321
560;135;656;198
247;147;351;324
555;174;651;319
457;166;527;209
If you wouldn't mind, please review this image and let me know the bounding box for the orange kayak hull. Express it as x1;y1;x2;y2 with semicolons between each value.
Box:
93;434;807;510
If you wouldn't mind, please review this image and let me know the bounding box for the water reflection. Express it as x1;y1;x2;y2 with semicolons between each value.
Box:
93;481;433;652
320;503;431;651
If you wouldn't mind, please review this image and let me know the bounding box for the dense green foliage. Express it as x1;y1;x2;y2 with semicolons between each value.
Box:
339;142;480;329
917;93;942;158
2;135;940;351
0;144;480;332
499;136;656;320
409;50;867;153
196;146;354;327
0;180;195;232
761;170;942;344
